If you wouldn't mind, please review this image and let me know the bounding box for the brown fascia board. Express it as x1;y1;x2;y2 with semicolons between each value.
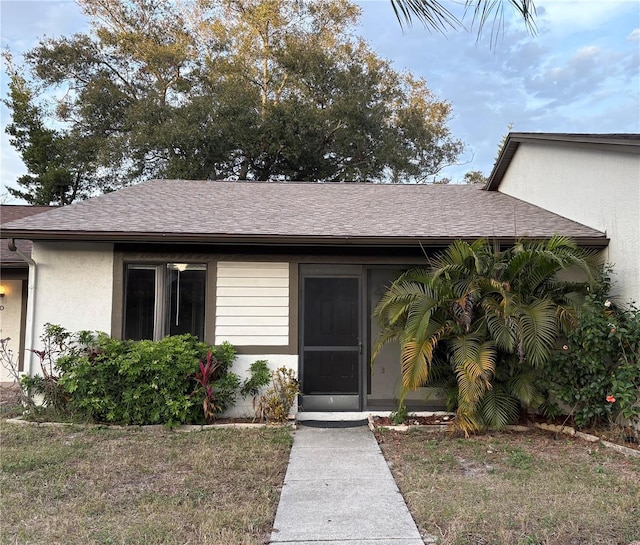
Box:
2;229;609;249
484;132;640;191
1;261;29;269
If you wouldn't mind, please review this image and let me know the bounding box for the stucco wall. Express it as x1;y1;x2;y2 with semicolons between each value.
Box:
0;279;24;383
224;354;298;418
26;242;114;375
498;142;640;306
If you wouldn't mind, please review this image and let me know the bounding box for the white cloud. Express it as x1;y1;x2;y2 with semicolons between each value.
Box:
627;28;640;41
536;0;632;31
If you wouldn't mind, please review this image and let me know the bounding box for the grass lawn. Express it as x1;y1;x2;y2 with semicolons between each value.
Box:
377;428;640;545
0;422;292;545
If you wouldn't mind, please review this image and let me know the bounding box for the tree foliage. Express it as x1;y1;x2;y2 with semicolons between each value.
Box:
4;0;464;204
373;236;598;434
2;57;102;205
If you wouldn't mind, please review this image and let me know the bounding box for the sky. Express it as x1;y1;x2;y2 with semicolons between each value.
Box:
1;0;639;201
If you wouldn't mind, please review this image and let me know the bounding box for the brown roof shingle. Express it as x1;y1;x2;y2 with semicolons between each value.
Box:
0;180;607;246
1;205;54;267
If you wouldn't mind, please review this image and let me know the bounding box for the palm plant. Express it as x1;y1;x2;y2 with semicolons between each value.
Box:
373;235;598;434
390;0;537;38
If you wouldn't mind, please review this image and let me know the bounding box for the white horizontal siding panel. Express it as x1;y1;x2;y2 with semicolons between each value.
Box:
216;296;289;307
217;263;289;278
216;336;290;346
217;286;288;298
217;269;289;278
216;276;289;288
216;316;289;327
216;326;289;337
218;262;288;270
215;261;290;347
216;306;289;317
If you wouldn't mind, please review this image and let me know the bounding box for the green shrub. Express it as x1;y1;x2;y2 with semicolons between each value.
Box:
240;359;271;399
54;333;241;426
19;323;93;416
545;273;640;429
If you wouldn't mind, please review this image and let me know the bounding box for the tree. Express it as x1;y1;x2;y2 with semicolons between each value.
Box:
2;57;100;205
390;0;536;38
4;0;464;203
463;170;486;185
373;236;597;434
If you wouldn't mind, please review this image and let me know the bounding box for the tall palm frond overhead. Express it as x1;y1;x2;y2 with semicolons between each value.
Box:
390;0;537;36
373;235;598;434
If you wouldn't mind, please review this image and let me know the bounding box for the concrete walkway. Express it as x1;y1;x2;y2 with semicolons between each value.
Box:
269;424;424;544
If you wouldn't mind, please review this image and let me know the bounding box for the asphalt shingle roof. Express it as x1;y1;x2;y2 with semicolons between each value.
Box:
1;205;54;266
0;180;606;246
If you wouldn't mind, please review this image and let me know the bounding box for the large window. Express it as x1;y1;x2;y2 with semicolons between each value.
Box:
123;263;206;341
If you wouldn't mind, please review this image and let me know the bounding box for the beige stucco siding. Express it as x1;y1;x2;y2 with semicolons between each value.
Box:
215;262;289;346
498;142;640;306
25;242;114;375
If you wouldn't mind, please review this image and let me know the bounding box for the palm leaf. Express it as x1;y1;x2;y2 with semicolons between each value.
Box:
399;339;435;390
506;367;544;408
390;0;459;31
518;298;558;367
478;385;520;429
450;336;496;384
390;0;537;39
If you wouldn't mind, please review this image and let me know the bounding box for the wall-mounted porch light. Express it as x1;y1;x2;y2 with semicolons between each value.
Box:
0;285;5;298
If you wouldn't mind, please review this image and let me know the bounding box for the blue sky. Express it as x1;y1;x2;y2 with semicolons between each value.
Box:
1;0;639;199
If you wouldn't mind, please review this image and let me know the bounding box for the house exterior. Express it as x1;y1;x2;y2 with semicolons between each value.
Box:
486;133;640;306
1;174;610;415
0;205;52;383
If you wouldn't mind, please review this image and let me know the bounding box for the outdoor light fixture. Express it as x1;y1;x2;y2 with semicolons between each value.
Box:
0;285;5;298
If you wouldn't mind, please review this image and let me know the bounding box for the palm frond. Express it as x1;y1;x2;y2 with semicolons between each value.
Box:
390;0;537;42
453;407;483;436
518;298;558;367
399;339;435;390
371;328;403;363
485;302;518;352
390;0;459;31
405;292;441;339
506;367;544;409
477;385;520;429
450;336;496;385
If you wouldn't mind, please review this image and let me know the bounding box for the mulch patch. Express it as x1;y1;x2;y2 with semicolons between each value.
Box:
372;413;640;453
374;414;454;427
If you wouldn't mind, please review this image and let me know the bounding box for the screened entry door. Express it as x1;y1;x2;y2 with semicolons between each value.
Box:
301;273;361;411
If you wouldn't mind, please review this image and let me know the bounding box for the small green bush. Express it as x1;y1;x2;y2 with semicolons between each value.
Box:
390;403;409;425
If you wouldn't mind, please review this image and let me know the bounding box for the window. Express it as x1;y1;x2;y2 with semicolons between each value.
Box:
123;263;206;341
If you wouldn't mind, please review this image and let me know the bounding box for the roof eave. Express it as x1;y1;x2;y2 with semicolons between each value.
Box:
0;229;609;248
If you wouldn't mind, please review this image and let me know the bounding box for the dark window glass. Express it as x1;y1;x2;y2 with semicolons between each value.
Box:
124;267;156;340
167;264;206;340
303;277;359;347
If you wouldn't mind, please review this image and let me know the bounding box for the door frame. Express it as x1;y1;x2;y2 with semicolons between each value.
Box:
299;264;365;411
